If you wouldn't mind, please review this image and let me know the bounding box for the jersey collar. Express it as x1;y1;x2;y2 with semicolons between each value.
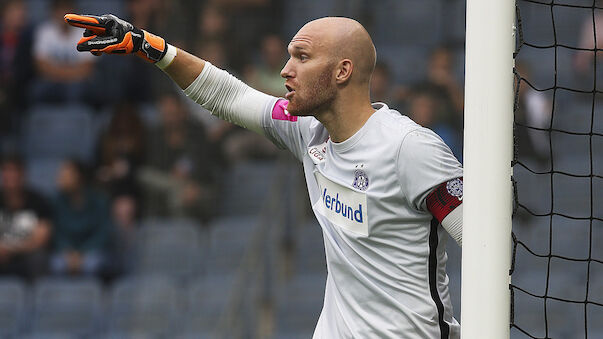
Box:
330;102;389;153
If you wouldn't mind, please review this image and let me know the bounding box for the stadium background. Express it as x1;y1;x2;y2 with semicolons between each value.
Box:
0;0;597;338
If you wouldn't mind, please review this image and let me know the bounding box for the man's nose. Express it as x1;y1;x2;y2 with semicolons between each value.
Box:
281;58;294;78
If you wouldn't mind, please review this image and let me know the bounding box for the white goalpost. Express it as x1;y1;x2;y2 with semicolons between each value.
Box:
461;0;515;338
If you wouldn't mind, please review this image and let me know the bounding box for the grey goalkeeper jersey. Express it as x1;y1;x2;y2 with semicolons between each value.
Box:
263;101;463;339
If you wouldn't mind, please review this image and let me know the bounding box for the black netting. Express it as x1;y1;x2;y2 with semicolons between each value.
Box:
511;0;603;338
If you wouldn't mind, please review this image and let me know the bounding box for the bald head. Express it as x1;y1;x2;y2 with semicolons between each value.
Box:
295;17;376;85
281;17;377;117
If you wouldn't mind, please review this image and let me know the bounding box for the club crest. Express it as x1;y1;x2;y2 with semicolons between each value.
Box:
352;165;369;191
446;178;463;200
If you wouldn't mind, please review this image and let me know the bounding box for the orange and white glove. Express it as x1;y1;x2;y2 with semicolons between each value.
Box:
64;13;176;68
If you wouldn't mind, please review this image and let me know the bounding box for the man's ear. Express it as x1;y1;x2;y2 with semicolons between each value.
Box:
335;59;353;84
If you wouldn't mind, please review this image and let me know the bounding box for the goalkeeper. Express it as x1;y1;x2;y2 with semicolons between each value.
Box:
65;13;463;339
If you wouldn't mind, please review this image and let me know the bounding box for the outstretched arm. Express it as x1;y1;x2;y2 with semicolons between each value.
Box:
162;48;206;89
64;14;281;135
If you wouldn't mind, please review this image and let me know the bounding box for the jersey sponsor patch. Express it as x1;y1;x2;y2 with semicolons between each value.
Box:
308;141;328;164
271;99;297;122
313;171;369;236
426;177;463;223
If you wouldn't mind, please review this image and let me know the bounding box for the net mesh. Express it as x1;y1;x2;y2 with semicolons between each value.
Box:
511;0;603;338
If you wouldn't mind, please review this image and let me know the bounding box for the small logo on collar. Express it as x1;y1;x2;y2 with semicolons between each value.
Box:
352;164;369;191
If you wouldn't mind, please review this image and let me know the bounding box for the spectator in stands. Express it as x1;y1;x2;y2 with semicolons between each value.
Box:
407;91;462;161
95;103;146;203
150;0;193;49
138;92;217;223
245;34;288;97
370;61;402;107
202;33;288;163
574;3;603;75
190;5;239;164
95;104;146;267
126;0;162;34
210;0;283;72
118;0;186;99
198;3;229;39
50;160;112;276
92;0;160;105
31;0;95;103
110;195;138;276
199;33;287;162
0;154;52;280
0;0;25;108
195;3;236;70
190;39;234;146
408;47;464;125
398;46;464;160
515;62;551;162
0;0;34;134
195;40;229;70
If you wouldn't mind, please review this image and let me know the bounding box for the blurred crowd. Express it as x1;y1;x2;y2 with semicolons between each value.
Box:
0;0;566;284
0;0;292;282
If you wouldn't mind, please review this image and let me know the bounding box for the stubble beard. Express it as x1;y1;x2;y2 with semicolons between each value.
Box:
287;66;337;117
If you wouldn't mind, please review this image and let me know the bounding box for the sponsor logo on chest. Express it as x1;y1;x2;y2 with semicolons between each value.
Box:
313;171;369;236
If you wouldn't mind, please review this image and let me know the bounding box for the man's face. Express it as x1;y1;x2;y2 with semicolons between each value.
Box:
410;94;436;127
2;1;26;32
54;5;74;26
262;35;286;69
159;96;186;127
1;162;24;192
370;68;389;98
56;161;84;194
280;31;337;116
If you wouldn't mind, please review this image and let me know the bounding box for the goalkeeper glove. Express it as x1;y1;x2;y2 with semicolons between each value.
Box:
64;13;171;64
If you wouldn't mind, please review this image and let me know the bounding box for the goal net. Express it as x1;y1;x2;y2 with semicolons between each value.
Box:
511;0;603;338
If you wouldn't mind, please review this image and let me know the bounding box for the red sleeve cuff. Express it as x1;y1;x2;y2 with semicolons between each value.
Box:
426;177;463;223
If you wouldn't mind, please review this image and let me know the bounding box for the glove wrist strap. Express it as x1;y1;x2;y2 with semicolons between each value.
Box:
156;44;177;70
136;30;167;63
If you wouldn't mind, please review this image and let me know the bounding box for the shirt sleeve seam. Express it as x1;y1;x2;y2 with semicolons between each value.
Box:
396;127;423;211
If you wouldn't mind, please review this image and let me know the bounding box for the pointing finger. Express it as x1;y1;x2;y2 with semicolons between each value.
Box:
64;14;107;34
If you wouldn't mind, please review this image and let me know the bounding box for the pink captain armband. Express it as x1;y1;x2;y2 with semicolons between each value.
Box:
272;99;298;122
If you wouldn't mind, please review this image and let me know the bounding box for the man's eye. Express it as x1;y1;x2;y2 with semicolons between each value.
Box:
300;54;309;61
